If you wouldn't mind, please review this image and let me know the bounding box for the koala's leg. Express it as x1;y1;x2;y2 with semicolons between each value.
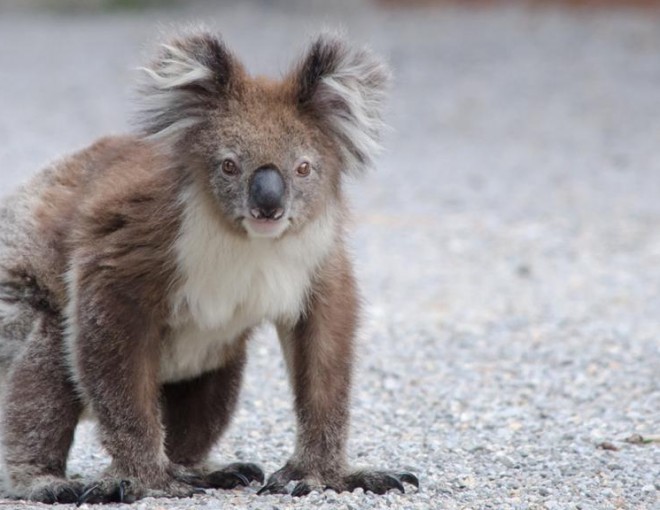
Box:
72;280;198;504
260;253;418;496
162;344;264;489
1;313;84;504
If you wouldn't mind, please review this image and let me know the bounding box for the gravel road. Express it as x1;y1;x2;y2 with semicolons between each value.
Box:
0;1;659;509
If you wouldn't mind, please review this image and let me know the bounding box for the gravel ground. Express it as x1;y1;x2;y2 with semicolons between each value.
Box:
1;1;659;509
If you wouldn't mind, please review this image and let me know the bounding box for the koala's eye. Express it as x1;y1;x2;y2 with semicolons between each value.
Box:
221;159;239;176
296;161;311;177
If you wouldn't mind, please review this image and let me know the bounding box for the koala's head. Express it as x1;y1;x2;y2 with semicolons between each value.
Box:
138;30;390;239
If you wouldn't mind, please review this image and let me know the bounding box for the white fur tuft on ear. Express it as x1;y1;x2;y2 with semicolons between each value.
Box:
142;44;213;90
294;34;391;175
136;31;238;144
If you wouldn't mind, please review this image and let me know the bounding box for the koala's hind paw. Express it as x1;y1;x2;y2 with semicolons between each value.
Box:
77;477;200;505
171;462;264;490
344;470;419;495
18;477;85;504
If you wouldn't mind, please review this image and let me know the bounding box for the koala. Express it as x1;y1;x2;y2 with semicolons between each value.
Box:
0;31;418;504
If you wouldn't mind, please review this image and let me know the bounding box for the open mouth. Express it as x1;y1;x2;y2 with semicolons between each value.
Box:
243;217;289;238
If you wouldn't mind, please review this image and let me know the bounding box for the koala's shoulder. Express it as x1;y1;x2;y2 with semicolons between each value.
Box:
69;137;181;245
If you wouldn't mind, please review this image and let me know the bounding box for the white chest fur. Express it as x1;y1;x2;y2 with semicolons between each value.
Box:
160;185;337;383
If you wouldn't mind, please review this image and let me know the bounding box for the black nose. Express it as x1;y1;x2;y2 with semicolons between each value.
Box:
248;167;285;220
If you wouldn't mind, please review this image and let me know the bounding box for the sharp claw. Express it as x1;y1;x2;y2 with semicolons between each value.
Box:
258;482;285;495
233;472;250;487
224;462;265;484
118;480;131;503
291;482;311;497
77;484;100;506
243;463;265;484
257;484;271;495
397;471;419;488
61;487;80;504
43;487;56;504
206;468;252;490
257;483;275;495
383;474;405;494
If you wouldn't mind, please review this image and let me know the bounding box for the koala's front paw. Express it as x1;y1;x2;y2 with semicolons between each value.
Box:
290;471;419;497
258;463;419;497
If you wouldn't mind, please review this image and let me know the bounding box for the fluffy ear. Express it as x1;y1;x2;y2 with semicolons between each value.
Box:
292;34;391;175
137;31;240;142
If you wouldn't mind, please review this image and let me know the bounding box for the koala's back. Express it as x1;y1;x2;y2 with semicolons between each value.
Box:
0;188;41;380
0;136;148;373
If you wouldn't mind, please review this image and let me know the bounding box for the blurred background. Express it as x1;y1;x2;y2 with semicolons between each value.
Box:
0;1;659;509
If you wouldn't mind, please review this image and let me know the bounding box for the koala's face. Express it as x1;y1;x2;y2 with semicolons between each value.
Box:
139;32;389;239
197;89;339;239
